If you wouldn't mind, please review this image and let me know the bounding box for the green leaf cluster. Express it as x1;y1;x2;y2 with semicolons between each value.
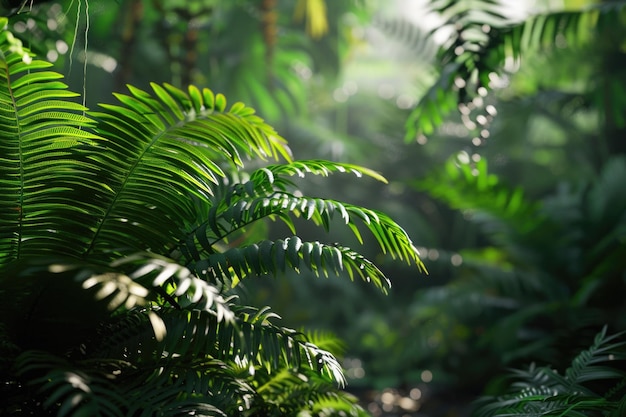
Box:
406;0;626;139
474;326;626;417
0;21;424;417
406;153;626;413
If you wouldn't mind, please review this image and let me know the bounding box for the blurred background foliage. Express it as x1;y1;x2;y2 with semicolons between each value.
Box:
5;0;626;415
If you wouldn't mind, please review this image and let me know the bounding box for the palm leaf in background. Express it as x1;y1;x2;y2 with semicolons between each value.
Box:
416;156;539;237
0;17;424;416
406;0;626;140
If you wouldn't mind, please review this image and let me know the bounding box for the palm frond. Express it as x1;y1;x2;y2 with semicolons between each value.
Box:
565;327;626;389
15;305;350;416
172;160;425;287
14;350;127;417
13;350;236;417
185;190;423;266
90;306;346;387
372;14;437;56
252;368;368;416
123;359;239;417
110;252;233;315
251;159;389;187
407;0;626;139
302;329;346;357
196;159;389;224
405;62;463;139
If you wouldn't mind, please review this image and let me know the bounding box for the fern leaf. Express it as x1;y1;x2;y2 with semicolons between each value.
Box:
475;327;626;417
15;350;127;417
112;252;233;316
0;29;99;266
417;156;539;235
184;191;424;273
192;238;391;292
253;367;367;416
93;306;347;387
564;327;626;388
77;81;292;259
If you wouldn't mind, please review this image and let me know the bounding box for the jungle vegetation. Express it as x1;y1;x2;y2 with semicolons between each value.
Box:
1;0;626;416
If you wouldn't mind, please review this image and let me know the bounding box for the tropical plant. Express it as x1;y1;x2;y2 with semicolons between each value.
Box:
406;0;626;142
0;16;425;416
401;152;626;400
5;0;369;123
473;326;626;417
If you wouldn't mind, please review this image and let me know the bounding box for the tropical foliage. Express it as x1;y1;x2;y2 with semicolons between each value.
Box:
474;326;626;417
407;0;626;141
411;153;626;370
4;0;626;416
0;14;425;416
2;0;367;123
316;1;626;414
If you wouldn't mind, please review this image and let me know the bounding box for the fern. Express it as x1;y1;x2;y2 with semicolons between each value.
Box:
0;28;99;264
416;155;540;238
473;328;626;417
0;17;425;416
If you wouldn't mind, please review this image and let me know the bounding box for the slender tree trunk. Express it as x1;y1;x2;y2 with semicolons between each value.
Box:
261;0;277;86
596;3;626;158
114;0;143;91
182;22;199;88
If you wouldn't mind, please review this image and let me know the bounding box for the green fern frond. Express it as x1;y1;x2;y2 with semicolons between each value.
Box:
372;14;437;56
0;252;235;350
253;368;367;416
474;327;626;417
405;62;463;139
111;252;233;316
302;329;347;357
564;327;626;389
82;82;292;259
178;160;392;252
417;156;539;235
14;350;237;417
89;306;346;387
184;191;424;270
0;27;100;266
192;238;391;292
198;159;389;229
125;370;234;417
252;159;389;186
15;350;127;417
